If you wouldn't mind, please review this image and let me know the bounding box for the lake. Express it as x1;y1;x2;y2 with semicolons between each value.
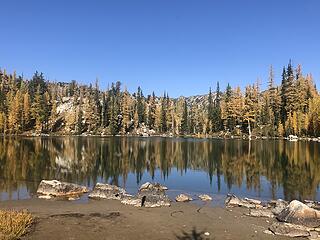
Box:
0;136;319;205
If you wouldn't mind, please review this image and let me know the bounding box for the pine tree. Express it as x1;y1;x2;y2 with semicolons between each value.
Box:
22;92;31;130
148;92;156;130
160;92;167;133
136;86;145;126
181;99;188;134
212;82;222;132
8;90;22;133
32;86;46;132
75;88;83;134
207;88;214;134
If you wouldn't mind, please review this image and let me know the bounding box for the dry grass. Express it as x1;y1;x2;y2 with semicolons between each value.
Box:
0;209;33;240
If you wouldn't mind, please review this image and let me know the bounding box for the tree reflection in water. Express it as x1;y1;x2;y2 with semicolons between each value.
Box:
0;137;319;201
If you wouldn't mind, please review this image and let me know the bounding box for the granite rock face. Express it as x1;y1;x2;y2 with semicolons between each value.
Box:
88;183;130;200
37;180;89;197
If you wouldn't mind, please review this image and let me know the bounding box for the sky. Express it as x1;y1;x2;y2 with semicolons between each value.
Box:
0;0;319;97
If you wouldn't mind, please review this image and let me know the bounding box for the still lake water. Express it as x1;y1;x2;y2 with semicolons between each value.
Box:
0;136;320;205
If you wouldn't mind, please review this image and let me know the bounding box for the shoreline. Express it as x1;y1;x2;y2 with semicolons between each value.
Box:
0;198;293;240
0;133;319;142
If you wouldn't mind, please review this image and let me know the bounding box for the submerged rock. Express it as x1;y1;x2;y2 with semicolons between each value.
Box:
198;194;212;201
277;200;320;228
175;194;193;202
269;222;311;238
122;182;170;208
225;194;262;209
88;183;130;200
37;180;89;197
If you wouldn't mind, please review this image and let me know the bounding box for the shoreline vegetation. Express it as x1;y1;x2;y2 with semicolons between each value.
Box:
0;61;319;139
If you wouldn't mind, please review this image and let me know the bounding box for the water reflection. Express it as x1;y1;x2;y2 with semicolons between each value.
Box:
0;137;319;202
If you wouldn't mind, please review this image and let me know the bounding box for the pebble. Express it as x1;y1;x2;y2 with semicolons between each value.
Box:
204;232;210;236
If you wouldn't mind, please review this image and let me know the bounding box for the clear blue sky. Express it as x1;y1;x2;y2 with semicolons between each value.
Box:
0;0;319;97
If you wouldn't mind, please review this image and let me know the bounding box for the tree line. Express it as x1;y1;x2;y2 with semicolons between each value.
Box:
0;61;319;137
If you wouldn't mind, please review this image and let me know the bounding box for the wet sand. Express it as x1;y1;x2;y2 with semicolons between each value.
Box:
0;198;299;240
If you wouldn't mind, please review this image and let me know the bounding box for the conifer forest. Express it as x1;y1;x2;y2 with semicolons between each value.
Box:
0;61;319;137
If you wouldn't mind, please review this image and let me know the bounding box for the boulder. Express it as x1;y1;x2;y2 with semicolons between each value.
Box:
198;194;212;201
139;182;168;191
268;199;288;215
248;209;275;218
88;183;130;200
121;198;142;207
225;194;262;209
244;197;261;205
269;222;311;238
121;182;170;208
309;231;320;240
176;194;193;202
277;200;320;228
304;200;320;211
37;180;88;197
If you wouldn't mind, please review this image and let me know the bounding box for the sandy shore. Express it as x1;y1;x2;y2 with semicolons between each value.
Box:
0;198;301;240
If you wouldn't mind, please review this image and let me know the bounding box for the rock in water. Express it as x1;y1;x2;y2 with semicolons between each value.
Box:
225;194;262;209
88;183;130;200
277;200;320;228
269;222;311;238
198;194;212;201
176;194;193;202
121;182;170;208
139;182;168;191
37;180;88;197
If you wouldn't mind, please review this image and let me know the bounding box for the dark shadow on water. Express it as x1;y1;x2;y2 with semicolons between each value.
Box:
175;227;211;240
